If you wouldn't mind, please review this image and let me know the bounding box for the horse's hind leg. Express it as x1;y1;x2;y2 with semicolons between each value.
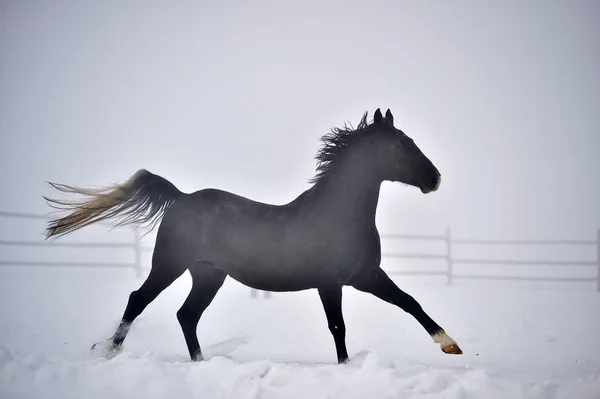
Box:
91;250;187;357
177;264;227;361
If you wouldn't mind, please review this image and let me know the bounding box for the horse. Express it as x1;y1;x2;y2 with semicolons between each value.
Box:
43;108;462;364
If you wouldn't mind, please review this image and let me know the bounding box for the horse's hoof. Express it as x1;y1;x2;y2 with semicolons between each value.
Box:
90;340;123;359
441;343;463;355
432;330;463;355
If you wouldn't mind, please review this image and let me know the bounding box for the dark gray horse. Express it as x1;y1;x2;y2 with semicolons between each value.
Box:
44;108;462;364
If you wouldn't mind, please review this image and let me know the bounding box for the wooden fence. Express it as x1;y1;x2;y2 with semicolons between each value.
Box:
0;210;149;277
1;210;599;291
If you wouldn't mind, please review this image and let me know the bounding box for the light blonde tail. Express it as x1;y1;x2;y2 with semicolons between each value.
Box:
44;169;183;239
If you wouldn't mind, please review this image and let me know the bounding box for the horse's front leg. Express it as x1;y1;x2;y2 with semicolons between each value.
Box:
349;267;462;355
318;285;349;364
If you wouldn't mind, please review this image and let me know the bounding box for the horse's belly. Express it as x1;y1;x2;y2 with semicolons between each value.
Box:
204;224;371;291
229;275;314;292
221;262;335;292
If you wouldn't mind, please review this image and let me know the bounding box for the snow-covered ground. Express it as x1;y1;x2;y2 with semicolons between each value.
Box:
1;267;599;398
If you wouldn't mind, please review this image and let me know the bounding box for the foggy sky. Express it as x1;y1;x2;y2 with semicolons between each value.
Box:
1;0;599;242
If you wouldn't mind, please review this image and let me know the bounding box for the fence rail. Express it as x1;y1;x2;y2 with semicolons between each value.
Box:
0;210;144;277
1;210;599;291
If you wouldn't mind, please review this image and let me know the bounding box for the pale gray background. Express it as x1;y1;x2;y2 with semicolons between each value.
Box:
1;0;598;246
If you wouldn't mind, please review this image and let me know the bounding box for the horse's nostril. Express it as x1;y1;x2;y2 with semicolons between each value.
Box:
432;175;441;191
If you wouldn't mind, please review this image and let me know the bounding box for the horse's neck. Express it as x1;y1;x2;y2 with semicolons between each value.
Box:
311;171;382;227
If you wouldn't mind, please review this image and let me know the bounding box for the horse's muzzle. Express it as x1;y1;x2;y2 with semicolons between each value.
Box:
421;174;441;194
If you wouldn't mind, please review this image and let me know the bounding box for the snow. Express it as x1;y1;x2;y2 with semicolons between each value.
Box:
1;267;599;398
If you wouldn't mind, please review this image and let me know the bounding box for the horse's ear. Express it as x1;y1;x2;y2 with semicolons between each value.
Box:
374;108;383;124
385;109;394;126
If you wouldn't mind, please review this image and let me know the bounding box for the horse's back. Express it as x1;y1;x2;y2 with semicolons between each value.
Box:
158;188;288;258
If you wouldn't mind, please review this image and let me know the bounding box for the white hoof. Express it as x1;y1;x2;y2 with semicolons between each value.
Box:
90;340;123;359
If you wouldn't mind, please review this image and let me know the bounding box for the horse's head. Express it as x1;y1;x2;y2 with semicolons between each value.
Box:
369;108;441;194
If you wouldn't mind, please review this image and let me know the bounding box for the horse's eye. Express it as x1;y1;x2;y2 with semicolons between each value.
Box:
395;141;402;150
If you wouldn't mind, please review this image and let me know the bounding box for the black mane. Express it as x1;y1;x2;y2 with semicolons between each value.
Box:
310;111;372;184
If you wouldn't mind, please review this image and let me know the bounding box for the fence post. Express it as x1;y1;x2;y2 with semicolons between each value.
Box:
133;228;142;278
446;226;453;285
597;229;600;292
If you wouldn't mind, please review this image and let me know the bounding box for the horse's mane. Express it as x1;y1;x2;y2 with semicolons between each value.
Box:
310;111;372;184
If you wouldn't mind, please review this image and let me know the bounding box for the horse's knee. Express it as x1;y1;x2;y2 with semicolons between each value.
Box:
176;306;188;324
328;321;346;338
398;292;424;315
176;304;198;328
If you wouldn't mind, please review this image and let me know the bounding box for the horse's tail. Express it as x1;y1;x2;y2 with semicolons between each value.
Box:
44;169;183;239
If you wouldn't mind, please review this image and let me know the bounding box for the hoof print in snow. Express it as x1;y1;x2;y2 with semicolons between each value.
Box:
441;343;463;355
90;340;123;359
